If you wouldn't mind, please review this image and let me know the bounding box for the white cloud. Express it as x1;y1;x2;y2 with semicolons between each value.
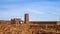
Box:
26;8;45;14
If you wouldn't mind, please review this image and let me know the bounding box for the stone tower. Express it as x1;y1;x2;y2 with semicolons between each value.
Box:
24;13;29;24
22;13;30;34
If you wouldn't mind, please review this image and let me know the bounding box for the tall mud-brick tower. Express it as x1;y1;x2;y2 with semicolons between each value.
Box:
22;13;30;34
24;13;29;24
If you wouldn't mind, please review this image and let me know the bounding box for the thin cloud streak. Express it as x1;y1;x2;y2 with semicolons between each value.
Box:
26;8;44;14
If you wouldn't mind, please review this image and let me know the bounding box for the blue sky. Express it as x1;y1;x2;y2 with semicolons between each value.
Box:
0;0;60;21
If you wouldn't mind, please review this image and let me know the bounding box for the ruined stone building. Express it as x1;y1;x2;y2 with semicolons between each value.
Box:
0;13;60;34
